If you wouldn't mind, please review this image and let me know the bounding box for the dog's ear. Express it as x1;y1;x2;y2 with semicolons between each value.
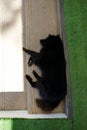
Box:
56;34;60;37
56;34;62;41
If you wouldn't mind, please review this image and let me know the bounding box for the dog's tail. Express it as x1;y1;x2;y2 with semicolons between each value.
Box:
36;99;57;112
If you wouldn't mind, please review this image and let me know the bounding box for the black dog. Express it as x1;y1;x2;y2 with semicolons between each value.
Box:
23;34;67;111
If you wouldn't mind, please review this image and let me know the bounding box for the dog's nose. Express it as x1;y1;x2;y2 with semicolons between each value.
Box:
40;40;45;46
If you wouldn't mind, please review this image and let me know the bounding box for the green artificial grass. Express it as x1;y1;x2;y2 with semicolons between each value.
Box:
0;0;87;130
64;0;87;129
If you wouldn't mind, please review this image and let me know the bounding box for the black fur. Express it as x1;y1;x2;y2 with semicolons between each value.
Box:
23;34;67;111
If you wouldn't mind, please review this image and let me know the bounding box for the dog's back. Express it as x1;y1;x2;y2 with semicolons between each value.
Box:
36;35;67;111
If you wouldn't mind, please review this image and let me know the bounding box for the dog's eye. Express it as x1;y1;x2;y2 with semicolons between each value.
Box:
29;59;32;63
28;57;33;66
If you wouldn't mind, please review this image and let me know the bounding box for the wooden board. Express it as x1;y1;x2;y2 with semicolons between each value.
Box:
0;0;71;117
0;0;26;110
23;0;67;114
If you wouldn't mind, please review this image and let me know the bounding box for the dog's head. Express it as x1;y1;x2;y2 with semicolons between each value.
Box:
40;34;62;49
